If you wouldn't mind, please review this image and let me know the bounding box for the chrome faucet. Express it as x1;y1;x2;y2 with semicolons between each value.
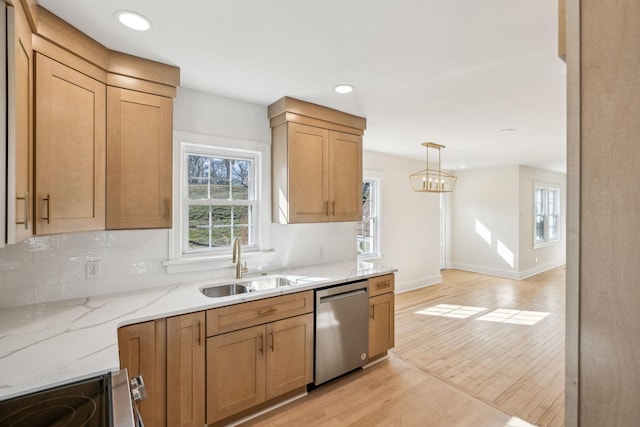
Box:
232;238;248;279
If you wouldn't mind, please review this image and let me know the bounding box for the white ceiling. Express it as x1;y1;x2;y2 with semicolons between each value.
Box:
39;0;567;172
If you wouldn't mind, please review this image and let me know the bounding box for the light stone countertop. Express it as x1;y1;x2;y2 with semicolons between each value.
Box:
0;260;396;401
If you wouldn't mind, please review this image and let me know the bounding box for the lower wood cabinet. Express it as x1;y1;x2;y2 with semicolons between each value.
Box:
166;312;205;427
368;274;395;360
117;319;167;427
118;311;204;427
369;292;395;359
206;313;313;424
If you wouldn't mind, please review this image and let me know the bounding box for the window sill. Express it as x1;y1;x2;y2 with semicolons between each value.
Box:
533;240;560;250
163;250;276;274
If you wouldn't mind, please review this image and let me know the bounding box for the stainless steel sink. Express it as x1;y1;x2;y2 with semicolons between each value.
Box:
200;276;292;298
243;276;291;291
201;283;253;298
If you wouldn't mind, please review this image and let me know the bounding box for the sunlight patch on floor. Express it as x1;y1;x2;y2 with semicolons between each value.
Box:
477;308;550;325
415;304;487;319
504;416;538;426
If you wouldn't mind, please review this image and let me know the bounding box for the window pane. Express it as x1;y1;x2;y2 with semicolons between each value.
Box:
233;226;250;245
548;190;558;215
534;189;544;215
548;214;558;239
231;160;251;200
535;215;545;241
187;155;210;199
233;206;250;225
188;205;212;250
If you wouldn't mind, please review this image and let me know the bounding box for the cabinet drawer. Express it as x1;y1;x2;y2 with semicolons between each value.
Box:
207;291;314;337
368;274;395;297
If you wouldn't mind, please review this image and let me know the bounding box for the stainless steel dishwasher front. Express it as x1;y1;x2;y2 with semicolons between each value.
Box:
314;280;369;385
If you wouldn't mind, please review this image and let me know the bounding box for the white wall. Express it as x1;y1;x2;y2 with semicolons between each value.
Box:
450;165;566;279
451;165;521;277
363;151;441;292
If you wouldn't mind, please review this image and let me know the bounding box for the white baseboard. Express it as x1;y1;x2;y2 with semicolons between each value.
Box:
395;274;442;293
451;261;565;280
517;260;566;279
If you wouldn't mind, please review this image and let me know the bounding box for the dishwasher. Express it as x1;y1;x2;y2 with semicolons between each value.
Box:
314;280;369;385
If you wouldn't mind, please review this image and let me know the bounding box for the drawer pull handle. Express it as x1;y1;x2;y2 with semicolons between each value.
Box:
324;201;329;216
270;331;275;352
43;194;51;224
197;320;202;346
259;334;264;355
258;307;277;316
377;281;391;289
370;305;375;319
331;201;335;216
16;192;29;229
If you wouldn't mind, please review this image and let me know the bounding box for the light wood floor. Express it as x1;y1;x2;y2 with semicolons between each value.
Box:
243;268;565;427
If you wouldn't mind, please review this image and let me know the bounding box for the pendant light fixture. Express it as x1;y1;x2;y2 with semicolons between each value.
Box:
409;142;457;193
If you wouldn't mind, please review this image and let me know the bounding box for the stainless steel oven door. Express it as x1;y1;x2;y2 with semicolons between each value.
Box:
111;369;141;427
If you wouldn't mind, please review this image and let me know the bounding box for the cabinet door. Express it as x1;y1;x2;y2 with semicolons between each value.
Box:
288;122;330;223
34;53;106;234
266;313;314;400
106;87;172;229
369;293;395;359
6;1;33;244
166;312;205;427
207;325;266;423
329;130;362;222
118;320;167;427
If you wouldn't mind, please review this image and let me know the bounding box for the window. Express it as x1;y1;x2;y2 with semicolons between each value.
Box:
357;177;380;258
165;132;271;273
534;184;560;248
185;151;257;254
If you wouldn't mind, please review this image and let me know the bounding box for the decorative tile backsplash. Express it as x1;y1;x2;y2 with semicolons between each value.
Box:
0;223;356;309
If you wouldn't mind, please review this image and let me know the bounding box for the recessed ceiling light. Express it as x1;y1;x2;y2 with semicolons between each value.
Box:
114;10;152;31
500;128;516;133
460;164;467;169
334;84;355;94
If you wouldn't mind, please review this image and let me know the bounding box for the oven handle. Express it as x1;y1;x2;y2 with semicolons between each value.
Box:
133;402;145;427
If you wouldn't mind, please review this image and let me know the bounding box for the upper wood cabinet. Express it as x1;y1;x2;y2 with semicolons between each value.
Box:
16;5;180;236
34;53;106;234
106;87;173;229
5;0;34;244
269;97;365;224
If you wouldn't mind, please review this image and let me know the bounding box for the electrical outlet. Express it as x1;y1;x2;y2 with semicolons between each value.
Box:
86;260;102;279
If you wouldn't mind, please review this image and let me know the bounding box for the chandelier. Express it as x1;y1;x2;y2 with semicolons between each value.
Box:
409;142;457;193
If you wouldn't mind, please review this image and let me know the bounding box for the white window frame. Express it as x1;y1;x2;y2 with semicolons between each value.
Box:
533;182;561;249
357;174;382;259
164;131;272;274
